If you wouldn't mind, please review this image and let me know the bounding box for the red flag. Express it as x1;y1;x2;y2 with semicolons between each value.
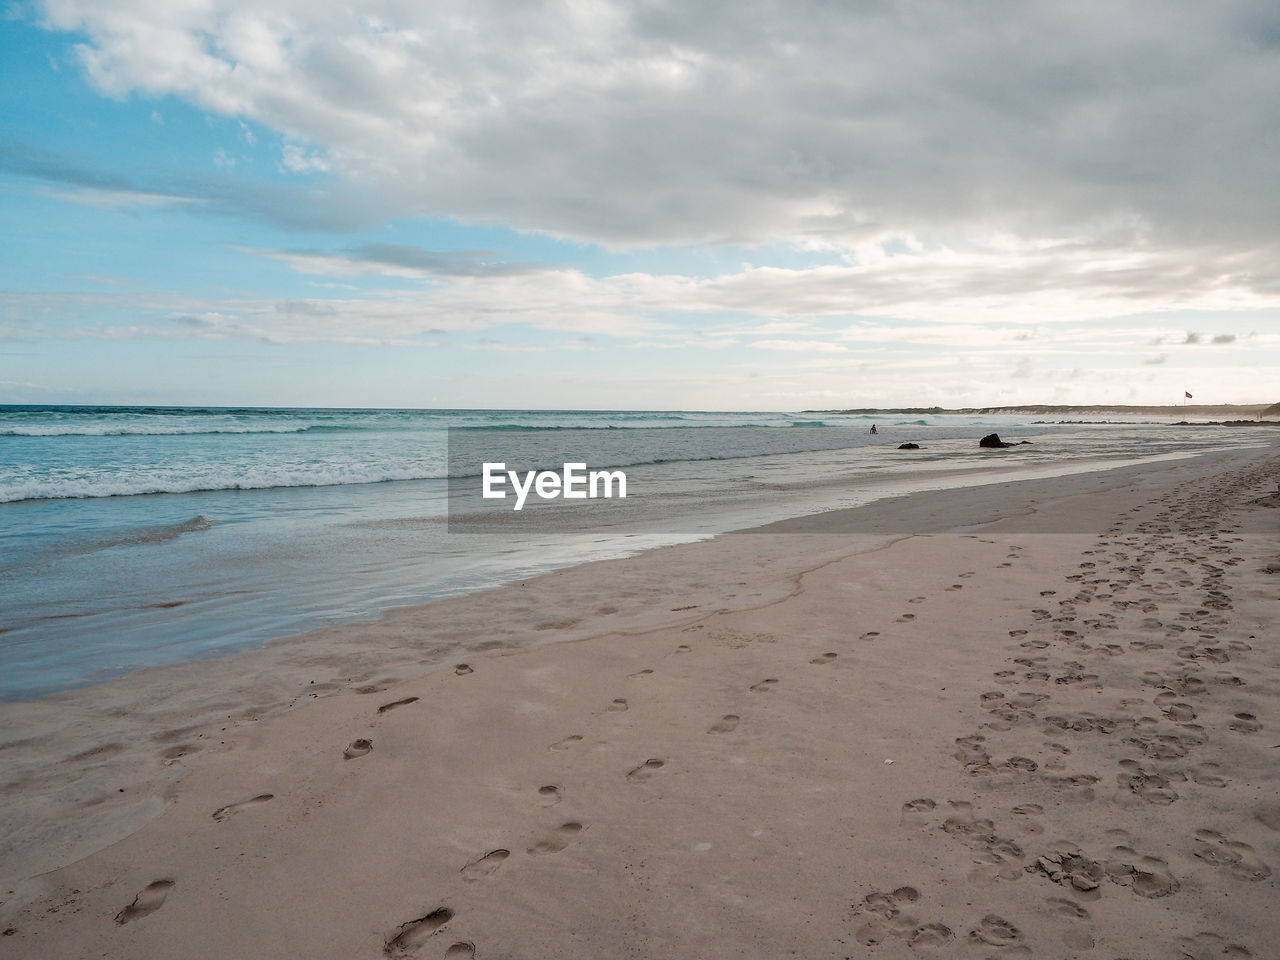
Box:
1185;392;1193;399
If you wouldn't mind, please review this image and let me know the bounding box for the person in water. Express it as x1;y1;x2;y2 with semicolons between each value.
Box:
870;424;877;434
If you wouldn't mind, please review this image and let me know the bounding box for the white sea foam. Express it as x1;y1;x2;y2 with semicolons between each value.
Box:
0;424;319;437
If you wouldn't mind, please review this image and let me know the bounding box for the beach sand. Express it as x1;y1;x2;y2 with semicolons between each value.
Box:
2;445;1278;958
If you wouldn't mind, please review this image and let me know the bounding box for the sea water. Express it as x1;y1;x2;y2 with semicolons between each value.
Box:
0;405;1264;700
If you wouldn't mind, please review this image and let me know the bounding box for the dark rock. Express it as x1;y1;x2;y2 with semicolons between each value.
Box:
979;433;1015;449
898;442;921;450
1018;440;1033;444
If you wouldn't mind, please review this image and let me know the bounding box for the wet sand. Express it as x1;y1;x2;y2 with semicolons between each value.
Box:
1;444;1277;959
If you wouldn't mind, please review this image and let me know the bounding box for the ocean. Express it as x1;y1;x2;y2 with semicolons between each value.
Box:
0;405;1266;700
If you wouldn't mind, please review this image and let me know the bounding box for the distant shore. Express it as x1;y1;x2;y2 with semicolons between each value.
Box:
804;402;1280;419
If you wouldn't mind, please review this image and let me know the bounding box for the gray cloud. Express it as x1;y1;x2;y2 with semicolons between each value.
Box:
1212;333;1237;343
28;0;1280;256
0;138;389;231
334;244;545;278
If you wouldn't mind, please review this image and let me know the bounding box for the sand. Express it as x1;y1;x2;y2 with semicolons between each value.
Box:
1;445;1278;959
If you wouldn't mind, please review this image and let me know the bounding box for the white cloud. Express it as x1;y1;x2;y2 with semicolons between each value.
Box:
750;339;848;353
36;184;194;211
280;143;329;173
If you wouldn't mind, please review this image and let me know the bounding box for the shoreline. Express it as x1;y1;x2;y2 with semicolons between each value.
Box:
2;442;1277;957
5;436;1255;703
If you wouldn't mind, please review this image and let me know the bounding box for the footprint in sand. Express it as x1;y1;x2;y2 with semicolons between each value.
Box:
676;644;692;653
537;784;562;806
460;849;509;881
900;797;936;827
968;915;1023;949
384;907;453;958
907;923;954;950
1001;756;1038;773
708;715;740;734
115;880;175;924
810;652;837;664
749;678;779;692
378;697;419;714
1193;830;1272;881
1229;713;1261;733
1044;901;1095;952
896;613;915;623
1011;804;1044;834
549;735;583;750
907;596;927;604
854;886;945;947
1177;931;1253;959
443;944;475;959
1190;764;1230;788
1118;761;1179;805
607;698;629;712
1104;848;1180;897
1029;849;1104;893
454;664;473;676
945;584;963;591
211;794;274;821
1044;896;1089;921
626;758;665;782
628;669;655;679
527;821;583;855
343;738;373;760
860;631;880;640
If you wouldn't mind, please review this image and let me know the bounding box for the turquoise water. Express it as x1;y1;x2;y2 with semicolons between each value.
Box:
0;405;1262;700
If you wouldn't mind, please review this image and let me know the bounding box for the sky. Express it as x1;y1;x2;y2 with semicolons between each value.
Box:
1;0;1278;411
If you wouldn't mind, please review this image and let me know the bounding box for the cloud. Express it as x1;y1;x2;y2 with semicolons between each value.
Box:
281;143;329;173
0;138;388;231
27;0;1280;259
8;247;1280;355
750;339;848;353
249;243;549;279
